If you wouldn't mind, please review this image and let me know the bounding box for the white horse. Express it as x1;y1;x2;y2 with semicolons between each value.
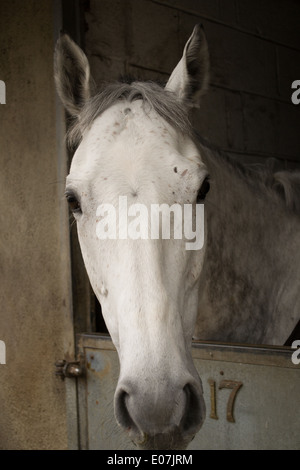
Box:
54;25;300;450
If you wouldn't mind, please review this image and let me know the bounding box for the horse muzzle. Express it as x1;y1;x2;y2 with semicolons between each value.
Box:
114;377;205;450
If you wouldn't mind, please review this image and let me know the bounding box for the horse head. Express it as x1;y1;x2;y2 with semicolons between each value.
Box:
54;25;210;450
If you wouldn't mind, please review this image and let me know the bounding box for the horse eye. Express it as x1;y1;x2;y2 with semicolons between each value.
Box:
66;193;81;213
197;177;210;202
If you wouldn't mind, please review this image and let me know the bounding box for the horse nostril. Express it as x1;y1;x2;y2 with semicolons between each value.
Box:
180;383;205;436
114;388;139;435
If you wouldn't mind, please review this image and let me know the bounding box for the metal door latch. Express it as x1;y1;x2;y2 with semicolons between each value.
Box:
55;359;83;379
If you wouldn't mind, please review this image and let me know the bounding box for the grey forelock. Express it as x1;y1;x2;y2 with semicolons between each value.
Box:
67;81;192;147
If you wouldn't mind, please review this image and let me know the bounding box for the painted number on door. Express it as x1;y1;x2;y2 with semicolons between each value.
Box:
208;379;243;422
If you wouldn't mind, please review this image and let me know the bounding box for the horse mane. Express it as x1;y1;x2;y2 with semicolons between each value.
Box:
232;160;300;216
272;171;300;214
196;132;300;217
67;81;192;147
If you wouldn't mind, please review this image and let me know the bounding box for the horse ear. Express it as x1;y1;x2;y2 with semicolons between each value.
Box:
165;24;210;107
54;34;91;117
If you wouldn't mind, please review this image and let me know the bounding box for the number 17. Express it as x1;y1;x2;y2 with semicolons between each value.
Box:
208;379;243;422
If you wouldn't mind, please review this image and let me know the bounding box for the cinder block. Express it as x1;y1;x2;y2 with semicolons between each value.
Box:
237;0;300;50
130;0;180;73
127;64;169;84
224;90;245;151
218;0;238;27
85;0;129;61
151;0;220;21
195;88;249;155
88;56;126;86
241;93;279;156
152;0;238;28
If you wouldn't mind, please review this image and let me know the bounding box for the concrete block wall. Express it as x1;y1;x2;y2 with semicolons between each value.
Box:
83;0;300;167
